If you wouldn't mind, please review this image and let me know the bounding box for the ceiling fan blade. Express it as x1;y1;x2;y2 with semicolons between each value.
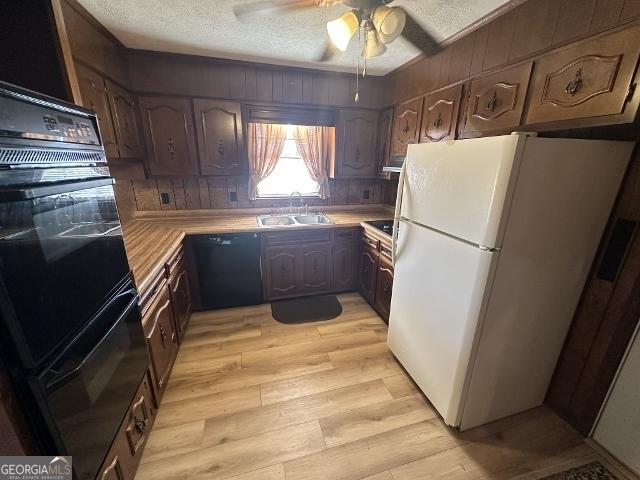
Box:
233;0;342;21
316;38;338;62
398;7;442;57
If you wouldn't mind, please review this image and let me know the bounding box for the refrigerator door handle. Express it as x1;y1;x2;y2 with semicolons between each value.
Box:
392;158;408;267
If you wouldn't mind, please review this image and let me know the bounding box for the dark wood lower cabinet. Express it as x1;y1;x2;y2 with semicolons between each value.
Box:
142;281;178;403
301;244;333;294
263;246;300;299
358;229;394;322
334;241;358;291
97;372;156;480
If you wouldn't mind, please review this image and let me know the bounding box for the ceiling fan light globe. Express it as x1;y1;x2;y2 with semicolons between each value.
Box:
326;11;359;52
362;26;386;59
372;6;406;44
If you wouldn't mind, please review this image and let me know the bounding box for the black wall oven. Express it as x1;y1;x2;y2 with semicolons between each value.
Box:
0;82;148;480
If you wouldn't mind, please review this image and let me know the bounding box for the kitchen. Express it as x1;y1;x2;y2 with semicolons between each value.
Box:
0;1;640;479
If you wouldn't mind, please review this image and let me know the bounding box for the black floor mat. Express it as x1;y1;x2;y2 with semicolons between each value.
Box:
271;295;342;324
538;462;618;480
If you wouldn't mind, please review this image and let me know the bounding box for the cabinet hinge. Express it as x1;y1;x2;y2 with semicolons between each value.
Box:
626;83;636;103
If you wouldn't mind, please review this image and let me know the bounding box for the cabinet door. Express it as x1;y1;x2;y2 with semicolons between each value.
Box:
144;284;178;397
334;241;358;292
169;265;191;343
300;243;333;294
526;28;640;125
139;97;199;176
376;107;393;178
125;373;155;459
193;99;245;176
374;256;394;323
107;80;144;158
358;249;378;304
264;246;299;299
337;109;378;178
421;85;462;143
391;97;423;157
464;63;532;134
75;64;118;158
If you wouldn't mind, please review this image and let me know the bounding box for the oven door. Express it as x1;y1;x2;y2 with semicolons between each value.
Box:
0;177;130;368
34;281;148;480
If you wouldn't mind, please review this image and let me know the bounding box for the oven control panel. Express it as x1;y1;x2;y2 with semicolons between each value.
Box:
0;87;101;146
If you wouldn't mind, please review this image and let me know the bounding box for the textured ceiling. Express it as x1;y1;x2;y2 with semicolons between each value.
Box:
77;0;510;75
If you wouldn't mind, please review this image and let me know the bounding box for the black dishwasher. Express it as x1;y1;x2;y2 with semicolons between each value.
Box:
193;233;263;309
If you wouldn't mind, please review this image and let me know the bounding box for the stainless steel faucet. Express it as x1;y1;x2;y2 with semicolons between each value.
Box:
289;191;303;214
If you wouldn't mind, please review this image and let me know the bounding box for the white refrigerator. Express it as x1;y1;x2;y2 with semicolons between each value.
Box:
387;133;633;430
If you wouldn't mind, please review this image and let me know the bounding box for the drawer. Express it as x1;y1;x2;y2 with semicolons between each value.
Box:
333;228;358;244
361;233;379;252
464;62;532;134
139;271;167;318
379;241;393;261
165;247;184;277
526;28;640;125
263;229;332;246
125;373;155;459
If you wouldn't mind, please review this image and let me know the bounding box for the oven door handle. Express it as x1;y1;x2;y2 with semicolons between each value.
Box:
0;178;114;201
44;291;139;390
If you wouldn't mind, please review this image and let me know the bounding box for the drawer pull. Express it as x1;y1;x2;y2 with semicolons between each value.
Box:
486;91;497;112
159;324;167;346
134;415;149;434
433;112;443;128
402;120;410;133
565;68;583;97
167;137;176;156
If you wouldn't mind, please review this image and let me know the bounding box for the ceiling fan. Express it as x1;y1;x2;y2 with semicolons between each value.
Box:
233;0;441;62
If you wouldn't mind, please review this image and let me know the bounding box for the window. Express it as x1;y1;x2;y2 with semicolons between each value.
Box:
256;124;320;198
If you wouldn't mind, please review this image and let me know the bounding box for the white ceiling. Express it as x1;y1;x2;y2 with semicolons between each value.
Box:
77;0;510;76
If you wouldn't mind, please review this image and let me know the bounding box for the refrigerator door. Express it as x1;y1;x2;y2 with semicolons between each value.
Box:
387;220;495;426
400;134;527;249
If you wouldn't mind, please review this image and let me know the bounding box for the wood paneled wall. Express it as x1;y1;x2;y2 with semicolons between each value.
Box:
387;0;640;104
126;51;388;109
125;177;391;212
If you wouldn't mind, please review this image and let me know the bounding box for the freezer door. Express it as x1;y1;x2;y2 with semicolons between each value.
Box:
400;135;526;248
387;220;495;426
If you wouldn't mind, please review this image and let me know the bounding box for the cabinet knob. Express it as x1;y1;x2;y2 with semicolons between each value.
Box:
486;91;498;112
565;68;583;97
218;140;225;159
134;415;149;434
167;138;176;156
402;120;410;133
354;145;360;163
159;324;167;346
433;112;443;128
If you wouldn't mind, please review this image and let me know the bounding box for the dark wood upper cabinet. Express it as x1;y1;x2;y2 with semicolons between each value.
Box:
336;109;379;178
464;62;533;135
75;64;119;158
107;80;144;158
376;107;394;177
420;85;463;143
526;27;640;125
193;99;245;176
391;97;423;157
139;97;199;176
300;244;333;294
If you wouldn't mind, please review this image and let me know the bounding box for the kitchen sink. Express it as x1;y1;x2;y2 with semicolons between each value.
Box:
257;213;333;228
293;214;333;225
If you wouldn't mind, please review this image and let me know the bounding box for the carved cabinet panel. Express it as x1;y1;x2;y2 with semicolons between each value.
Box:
193;99;245;176
526;28;640;124
391;97;423;157
75;64;119;158
420;85;462;143
143;283;178;400
124;374;155;458
106;80;144;158
139;96;199;176
358;249;378;305
301;244;333;294
464;62;533;134
264;246;300;299
376;107;394;177
374;255;394;323
169;263;191;343
337;109;378;178
334;241;358;292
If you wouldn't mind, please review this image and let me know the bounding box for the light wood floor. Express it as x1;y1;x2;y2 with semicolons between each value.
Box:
135;293;615;480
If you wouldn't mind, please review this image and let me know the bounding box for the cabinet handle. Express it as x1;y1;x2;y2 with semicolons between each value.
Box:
565;68;583;97
280;264;287;274
383;280;391;293
159;324;167;346
167;138;176;156
402;120;410;133
486;91;497;112
134;415;149;434
218;140;225;159
313;258;319;274
433;112;443;128
354;145;360;163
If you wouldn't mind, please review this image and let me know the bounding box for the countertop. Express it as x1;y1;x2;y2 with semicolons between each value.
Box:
122;205;394;297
